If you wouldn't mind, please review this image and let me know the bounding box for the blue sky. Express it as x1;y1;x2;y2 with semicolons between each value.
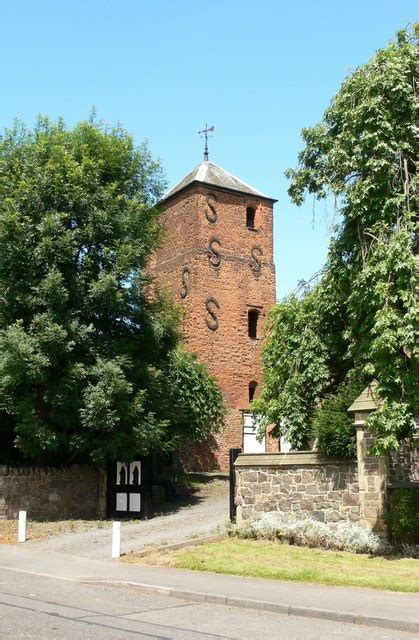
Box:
1;1;416;298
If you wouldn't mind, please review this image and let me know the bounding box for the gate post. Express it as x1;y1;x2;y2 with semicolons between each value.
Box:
106;459;115;519
348;382;387;535
229;448;242;522
142;455;153;519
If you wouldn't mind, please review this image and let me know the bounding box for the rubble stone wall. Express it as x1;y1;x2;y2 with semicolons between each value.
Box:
235;452;359;525
0;465;105;520
388;441;419;484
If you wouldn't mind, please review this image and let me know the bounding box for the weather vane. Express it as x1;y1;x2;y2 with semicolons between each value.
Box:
199;123;215;161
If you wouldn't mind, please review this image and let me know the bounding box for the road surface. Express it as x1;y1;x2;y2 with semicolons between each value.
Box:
0;569;415;639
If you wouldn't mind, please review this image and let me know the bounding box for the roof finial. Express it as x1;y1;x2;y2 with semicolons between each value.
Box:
199;123;214;161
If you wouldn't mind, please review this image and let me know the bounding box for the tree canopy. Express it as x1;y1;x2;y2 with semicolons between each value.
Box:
256;26;418;455
0;117;225;465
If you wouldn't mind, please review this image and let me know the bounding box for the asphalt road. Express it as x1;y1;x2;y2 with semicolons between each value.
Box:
0;570;415;639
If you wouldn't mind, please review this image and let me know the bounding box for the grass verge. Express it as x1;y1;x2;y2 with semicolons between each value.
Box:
126;538;419;593
0;519;112;544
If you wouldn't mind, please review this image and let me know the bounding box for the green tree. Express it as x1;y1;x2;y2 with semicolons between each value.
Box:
151;349;226;446
254;290;330;449
257;26;418;455
0;117;225;465
312;379;365;458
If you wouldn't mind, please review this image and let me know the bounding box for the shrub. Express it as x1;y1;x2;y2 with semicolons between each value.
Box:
312;379;365;458
230;512;391;555
387;489;419;546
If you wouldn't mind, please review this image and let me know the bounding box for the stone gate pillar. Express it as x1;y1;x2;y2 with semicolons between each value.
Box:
348;381;387;535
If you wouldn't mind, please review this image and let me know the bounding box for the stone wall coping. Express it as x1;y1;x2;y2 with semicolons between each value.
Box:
387;481;419;489
234;451;355;468
0;464;99;477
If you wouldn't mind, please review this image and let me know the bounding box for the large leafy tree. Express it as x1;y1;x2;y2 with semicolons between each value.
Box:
257;26;418;454
0;117;225;465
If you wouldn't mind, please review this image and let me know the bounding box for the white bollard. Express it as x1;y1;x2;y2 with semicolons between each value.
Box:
111;521;121;558
18;510;27;543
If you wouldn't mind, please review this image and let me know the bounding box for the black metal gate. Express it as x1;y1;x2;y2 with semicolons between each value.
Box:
107;457;152;519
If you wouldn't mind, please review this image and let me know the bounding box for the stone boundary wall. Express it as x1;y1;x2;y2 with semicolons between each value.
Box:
389;441;419;484
354;418;418;533
234;452;359;525
0;465;106;520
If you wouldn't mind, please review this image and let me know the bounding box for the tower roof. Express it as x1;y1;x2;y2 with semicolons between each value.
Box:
161;160;277;203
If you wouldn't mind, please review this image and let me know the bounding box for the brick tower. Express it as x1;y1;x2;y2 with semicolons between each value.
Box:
152;158;277;469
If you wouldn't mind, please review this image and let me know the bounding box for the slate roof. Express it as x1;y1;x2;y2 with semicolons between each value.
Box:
161;160;276;203
347;380;382;413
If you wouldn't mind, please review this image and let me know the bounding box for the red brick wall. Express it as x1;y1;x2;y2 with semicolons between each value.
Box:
152;183;277;469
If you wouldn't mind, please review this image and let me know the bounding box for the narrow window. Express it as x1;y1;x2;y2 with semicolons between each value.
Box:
248;309;259;339
249;381;258;403
246;206;256;229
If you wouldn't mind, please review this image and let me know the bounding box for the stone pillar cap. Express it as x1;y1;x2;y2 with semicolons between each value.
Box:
347;380;381;413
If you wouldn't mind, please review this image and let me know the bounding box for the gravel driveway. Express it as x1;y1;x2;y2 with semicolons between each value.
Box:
26;474;229;559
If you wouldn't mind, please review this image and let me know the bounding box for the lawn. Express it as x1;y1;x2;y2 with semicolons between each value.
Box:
127;538;419;593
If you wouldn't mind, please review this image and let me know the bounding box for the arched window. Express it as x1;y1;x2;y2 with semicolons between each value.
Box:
248;309;259;339
249;381;258;403
246;206;256;229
